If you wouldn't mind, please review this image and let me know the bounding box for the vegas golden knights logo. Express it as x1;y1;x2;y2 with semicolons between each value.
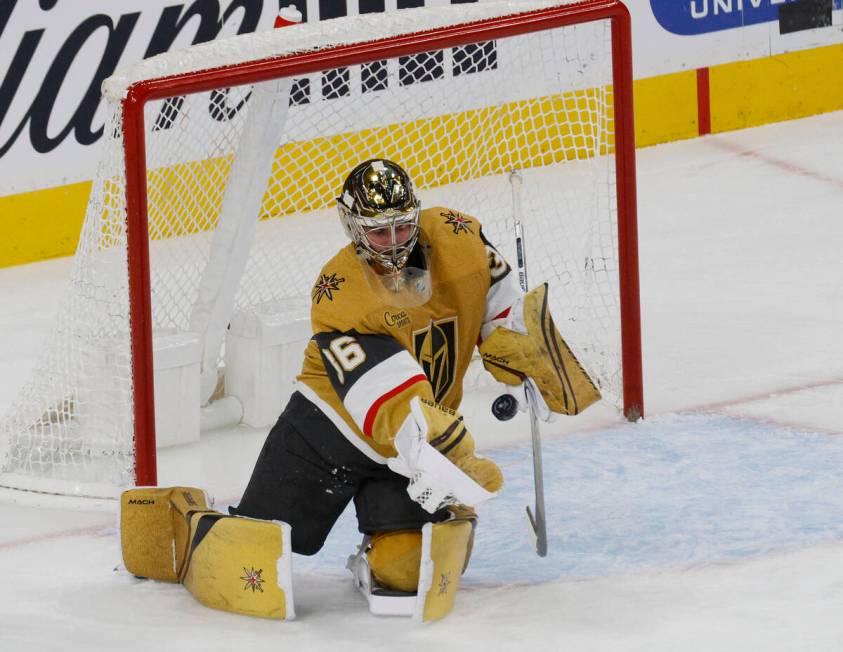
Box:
413;317;458;402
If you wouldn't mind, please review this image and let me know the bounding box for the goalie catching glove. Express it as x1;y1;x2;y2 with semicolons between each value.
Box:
480;283;601;417
388;397;503;513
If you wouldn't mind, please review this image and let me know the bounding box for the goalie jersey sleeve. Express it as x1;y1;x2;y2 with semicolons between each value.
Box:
312;331;434;448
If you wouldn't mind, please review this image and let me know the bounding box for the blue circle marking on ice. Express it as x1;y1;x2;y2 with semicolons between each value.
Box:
291;412;843;586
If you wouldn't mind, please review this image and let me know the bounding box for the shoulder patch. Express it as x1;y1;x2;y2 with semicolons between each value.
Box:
313;273;346;304
441;209;473;235
486;244;511;283
479;227;512;285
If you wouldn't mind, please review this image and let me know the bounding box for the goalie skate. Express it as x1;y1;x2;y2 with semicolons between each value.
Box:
347;536;417;617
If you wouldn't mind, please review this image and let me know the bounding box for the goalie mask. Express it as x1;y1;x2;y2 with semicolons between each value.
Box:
338;159;421;273
338;159;430;307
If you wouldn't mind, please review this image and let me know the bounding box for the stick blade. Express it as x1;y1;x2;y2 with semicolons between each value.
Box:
525;506;548;557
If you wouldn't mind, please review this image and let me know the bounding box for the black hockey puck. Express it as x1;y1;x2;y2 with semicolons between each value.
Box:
491;393;519;421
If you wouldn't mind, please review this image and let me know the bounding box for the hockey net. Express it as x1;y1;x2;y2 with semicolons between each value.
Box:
0;0;641;499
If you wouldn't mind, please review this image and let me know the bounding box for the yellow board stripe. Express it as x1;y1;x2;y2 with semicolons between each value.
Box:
0;181;90;267
145;87;613;239
710;43;843;134
271;87;613;217
633;70;699;146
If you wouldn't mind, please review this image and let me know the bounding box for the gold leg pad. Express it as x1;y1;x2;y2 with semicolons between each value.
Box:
119;486;209;582
416;519;474;622
181;514;294;620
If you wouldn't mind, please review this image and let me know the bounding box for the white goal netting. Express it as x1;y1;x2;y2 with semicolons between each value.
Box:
0;0;634;498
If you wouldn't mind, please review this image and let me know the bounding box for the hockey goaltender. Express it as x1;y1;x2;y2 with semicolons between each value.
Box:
119;159;600;622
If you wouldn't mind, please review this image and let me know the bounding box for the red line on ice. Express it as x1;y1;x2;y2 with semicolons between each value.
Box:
684;376;843;413
0;522;112;550
708;138;843;191
680;376;843;436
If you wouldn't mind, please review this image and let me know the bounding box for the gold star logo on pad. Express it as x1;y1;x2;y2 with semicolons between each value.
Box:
241;566;265;593
437;571;451;596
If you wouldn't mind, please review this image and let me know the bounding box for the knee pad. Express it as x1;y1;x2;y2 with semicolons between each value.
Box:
367;529;423;593
353;507;477;621
366;505;478;594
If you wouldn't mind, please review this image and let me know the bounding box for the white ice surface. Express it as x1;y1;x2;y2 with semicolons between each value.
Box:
2;111;843;650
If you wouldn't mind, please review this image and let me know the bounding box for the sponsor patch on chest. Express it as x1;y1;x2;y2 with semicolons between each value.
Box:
384;310;411;328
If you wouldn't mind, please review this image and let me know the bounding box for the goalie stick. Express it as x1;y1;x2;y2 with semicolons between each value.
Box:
510;170;548;558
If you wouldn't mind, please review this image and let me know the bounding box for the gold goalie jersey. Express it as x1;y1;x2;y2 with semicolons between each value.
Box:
297;207;519;462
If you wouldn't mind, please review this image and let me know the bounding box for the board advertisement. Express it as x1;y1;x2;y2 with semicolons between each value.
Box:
0;0;840;198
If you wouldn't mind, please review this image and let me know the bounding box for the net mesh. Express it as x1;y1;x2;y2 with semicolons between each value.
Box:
0;4;624;498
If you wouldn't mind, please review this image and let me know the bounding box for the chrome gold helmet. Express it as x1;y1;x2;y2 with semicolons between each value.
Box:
337;159;421;273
